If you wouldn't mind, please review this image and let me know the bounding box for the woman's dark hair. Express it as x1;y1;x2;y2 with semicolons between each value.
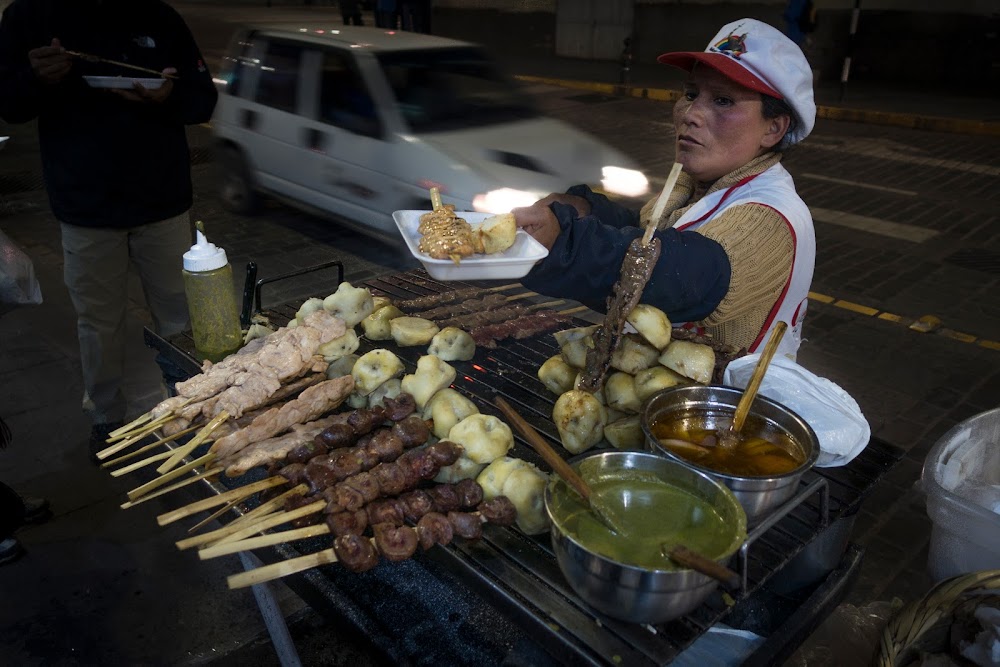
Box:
761;93;797;151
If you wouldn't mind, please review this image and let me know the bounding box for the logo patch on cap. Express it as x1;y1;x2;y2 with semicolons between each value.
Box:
711;31;748;59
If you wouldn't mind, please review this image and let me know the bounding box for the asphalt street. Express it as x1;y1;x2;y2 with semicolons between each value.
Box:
1;3;999;666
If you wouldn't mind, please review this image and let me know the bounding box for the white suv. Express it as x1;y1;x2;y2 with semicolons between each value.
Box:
211;24;648;242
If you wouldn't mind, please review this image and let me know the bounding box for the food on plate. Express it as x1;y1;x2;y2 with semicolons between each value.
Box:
390;316;440;347
473;213;517;255
626;304;672;350
418;203;476;263
538;355;576;396
447;414;513;464
323;282;375;327
361;304;404;340
422;388;479;439
634;365;689;402
317;328;360;362
552;389;607;454
352;349;405;395
401;355;457;410
609;333;659;375
603;415;644;449
427;326;476;362
603;371;641;414
658;340;716;385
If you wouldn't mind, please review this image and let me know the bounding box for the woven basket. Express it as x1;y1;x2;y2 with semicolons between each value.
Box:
871;569;1000;667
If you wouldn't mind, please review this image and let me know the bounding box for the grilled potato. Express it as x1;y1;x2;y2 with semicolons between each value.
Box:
433;454;485;484
609;333;660;375
560;336;594;369
626;304;672;350
401;354;456;410
390;316;440;347
658;340;715;385
316;328;360;362
422;387;479;439
501;463;550;535
361;304;404;341
447;414;513;464
604;371;642;414
634;365;689;402
538;354;576;396
553;389;607;454
323;282;375;327
604;415;644;449
427;326;476;362
474;213;517;255
352;349;405;395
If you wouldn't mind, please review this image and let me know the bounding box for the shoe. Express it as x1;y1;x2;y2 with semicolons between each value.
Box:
89;420;125;464
0;537;24;566
20;495;51;524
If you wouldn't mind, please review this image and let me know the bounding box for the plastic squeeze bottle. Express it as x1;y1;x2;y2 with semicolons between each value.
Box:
182;221;242;363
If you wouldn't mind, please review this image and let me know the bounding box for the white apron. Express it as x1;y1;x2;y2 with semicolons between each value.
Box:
671;164;815;360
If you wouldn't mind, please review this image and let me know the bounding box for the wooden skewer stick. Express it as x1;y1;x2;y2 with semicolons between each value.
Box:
105;409;179;444
157;476;288;526
157;411;229;474
642;162;684;246
199;524;331;561
187;483;308;534
107;412;153;440
429;186;443;210
127;452;215;501
528;300;565;311
65;50;180;79
98;414;176;459
229;547;341;589
119;466;224;509
176;499;325;551
486;283;520;292
110;449;174;477
100;424;206;470
558;305;591;316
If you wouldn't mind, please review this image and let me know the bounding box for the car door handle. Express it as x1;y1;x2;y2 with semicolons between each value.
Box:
303;127;327;152
239;108;258;131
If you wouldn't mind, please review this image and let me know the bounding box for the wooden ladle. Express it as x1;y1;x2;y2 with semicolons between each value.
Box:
716;321;788;449
494;396;626;535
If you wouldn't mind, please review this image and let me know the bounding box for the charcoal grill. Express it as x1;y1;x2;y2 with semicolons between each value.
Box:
145;267;901;666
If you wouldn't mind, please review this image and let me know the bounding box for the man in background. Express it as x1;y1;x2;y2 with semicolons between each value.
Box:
0;0;218;461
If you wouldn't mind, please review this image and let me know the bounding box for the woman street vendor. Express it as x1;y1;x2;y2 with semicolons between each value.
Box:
513;18;816;359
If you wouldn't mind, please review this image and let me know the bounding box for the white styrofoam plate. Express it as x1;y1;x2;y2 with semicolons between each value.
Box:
393;210;548;281
0;136;7;151
83;76;165;90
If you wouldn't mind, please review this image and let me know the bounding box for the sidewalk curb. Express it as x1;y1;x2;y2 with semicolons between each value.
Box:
515;75;1000;138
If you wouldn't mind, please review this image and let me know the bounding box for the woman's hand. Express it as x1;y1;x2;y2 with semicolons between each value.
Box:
111;68;175;104
28;38;72;85
511;193;591;251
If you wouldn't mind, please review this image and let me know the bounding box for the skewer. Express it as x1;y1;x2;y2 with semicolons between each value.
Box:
66;50;180;79
528;300;565;311
199;524;330;560
157;476;289;526
127;452;215;501
429;186;443;210
642;162;683;246
176;499;325;551
157;411;229;474
556;305;590;316
98;413;176;459
109;449;173;477
229;547;342;589
187;496;245;534
119;465;224;509
486;283;519;292
100;424;205;470
223;484;309;530
107;412;153;439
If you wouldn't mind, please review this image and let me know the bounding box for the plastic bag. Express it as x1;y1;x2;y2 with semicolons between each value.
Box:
723;355;870;468
0;228;42;307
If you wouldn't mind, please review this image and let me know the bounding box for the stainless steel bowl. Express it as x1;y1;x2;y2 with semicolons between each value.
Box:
544;450;747;624
641;385;819;525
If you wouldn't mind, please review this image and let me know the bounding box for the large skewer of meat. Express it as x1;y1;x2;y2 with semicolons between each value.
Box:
577;163;683;393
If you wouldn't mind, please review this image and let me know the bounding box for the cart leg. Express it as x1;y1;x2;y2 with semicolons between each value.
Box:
239;551;303;667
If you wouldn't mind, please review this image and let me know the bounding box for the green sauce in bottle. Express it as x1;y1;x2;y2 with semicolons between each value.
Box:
182;222;242;363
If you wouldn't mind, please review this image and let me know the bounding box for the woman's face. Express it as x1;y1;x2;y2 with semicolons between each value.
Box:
672;65;789;183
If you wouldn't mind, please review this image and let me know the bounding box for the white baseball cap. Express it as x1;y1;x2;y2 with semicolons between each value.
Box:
658;18;816;145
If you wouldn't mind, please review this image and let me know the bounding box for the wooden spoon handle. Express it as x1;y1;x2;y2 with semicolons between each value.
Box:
732;321;787;433
665;544;741;591
494;396;591;501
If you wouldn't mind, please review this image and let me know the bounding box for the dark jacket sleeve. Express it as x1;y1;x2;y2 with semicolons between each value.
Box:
566;184;641;229
158;5;217;125
522;200;732;323
0;1;45;123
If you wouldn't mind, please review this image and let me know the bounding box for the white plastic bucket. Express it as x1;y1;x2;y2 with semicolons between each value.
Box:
921;407;1000;582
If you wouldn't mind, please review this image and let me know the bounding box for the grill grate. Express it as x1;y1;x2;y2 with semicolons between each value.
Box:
152;268;896;665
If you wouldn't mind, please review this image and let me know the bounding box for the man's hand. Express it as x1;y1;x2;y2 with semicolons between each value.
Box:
28;38;72;85
512;201;562;251
111;67;175;104
535;193;591;218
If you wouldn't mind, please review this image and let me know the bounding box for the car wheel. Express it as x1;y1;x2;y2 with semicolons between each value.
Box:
218;145;259;214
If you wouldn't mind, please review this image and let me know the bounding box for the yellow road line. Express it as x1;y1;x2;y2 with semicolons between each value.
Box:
834;300;879;316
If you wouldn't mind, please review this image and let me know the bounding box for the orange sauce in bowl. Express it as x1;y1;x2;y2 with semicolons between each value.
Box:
650;411;805;477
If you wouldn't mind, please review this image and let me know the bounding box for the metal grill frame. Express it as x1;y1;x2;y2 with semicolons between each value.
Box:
145;269;900;666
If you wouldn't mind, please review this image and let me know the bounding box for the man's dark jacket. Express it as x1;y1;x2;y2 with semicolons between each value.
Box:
0;0;218;227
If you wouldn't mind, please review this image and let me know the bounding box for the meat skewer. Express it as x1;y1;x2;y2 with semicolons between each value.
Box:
469;310;576;349
577;163;683;393
407;292;525;320
395;286;514;312
225;498;517;588
433;300;562;331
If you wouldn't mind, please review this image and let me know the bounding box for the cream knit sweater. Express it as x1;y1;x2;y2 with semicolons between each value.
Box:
639;153;794;350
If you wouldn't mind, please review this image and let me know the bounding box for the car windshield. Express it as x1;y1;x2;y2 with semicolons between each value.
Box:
376;47;539;132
